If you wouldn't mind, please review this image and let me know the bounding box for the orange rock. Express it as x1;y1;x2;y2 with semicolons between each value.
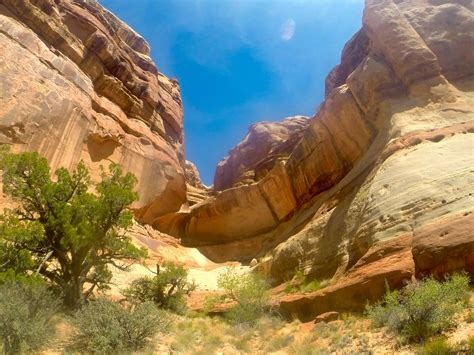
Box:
214;116;309;190
313;311;339;324
0;0;186;224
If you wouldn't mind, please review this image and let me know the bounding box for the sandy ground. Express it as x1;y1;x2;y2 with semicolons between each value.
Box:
109;223;250;298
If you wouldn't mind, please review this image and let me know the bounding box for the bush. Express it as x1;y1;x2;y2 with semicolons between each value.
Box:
421;338;454;355
207;267;270;325
122;262;195;313
283;264;330;294
366;273;470;342
467;310;474;323
72;298;169;353
0;282;59;354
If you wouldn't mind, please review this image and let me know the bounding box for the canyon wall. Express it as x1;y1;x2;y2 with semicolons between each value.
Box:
1;0;473;321
214;116;309;190
155;0;474;319
0;0;187;224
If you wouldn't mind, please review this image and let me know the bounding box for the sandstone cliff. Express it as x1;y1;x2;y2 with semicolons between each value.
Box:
214;116;309;190
155;0;474;320
0;0;187;225
1;0;473;323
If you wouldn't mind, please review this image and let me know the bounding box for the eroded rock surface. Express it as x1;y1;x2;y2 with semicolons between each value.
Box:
214;116;309;190
185;160;211;206
0;0;187;224
1;0;473;322
155;0;474;320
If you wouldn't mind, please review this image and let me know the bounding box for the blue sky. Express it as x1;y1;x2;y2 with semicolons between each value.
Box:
99;0;364;185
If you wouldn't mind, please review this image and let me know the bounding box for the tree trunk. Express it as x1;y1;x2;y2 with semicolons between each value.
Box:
63;276;84;310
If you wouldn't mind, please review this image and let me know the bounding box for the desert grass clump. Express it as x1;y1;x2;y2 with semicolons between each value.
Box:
71;298;169;354
264;333;294;352
283;265;330;294
0;281;59;354
366;273;470;342
466;309;474;323
421;337;454;355
288;334;330;355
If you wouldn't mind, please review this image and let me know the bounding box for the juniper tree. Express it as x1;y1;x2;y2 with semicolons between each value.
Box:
0;146;146;309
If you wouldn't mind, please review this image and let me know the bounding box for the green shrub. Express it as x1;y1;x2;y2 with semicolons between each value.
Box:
421;338;454;355
123;262;195;313
207;267;270;325
283;265;330;294
72;298;169;353
366;274;470;342
0;282;59;354
467;310;474;323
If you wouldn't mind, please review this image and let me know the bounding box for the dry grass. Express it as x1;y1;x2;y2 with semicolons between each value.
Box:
38;289;474;354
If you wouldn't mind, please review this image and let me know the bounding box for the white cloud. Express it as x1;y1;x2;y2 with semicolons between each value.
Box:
280;18;296;41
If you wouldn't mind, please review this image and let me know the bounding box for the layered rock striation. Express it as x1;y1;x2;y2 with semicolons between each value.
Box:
0;0;187;224
1;0;473;322
155;0;474;319
214;116;309;190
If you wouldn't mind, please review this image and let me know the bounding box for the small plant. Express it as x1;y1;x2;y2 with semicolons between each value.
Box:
0;282;59;354
288;334;330;355
283;265;330;294
467;309;474;323
72;298;169;353
123;262;195;313
330;332;354;350
265;333;294;352
366;273;470;342
206;267;270;325
469;335;474;353
421;337;454;355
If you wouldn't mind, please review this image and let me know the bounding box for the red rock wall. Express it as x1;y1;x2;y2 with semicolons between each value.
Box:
0;0;187;223
154;1;474;320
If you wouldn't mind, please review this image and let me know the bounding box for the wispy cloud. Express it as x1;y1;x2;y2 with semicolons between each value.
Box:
281;19;296;41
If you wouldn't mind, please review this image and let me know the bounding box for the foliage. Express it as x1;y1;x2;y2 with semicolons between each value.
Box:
283;264;330;294
264;333;294;352
71;298;169;354
366;274;470;342
467;309;474;323
421;338;454;355
206;267;270;325
123;262;195;313
0;147;146;308
0;281;59;354
284;278;330;294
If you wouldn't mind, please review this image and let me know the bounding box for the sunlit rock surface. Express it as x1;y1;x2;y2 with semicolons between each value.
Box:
0;0;187;224
155;0;474;319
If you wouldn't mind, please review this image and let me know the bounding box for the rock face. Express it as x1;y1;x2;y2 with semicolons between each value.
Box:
0;0;187;224
214;116;309;190
184;160;211;206
1;0;473;323
155;0;474;320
